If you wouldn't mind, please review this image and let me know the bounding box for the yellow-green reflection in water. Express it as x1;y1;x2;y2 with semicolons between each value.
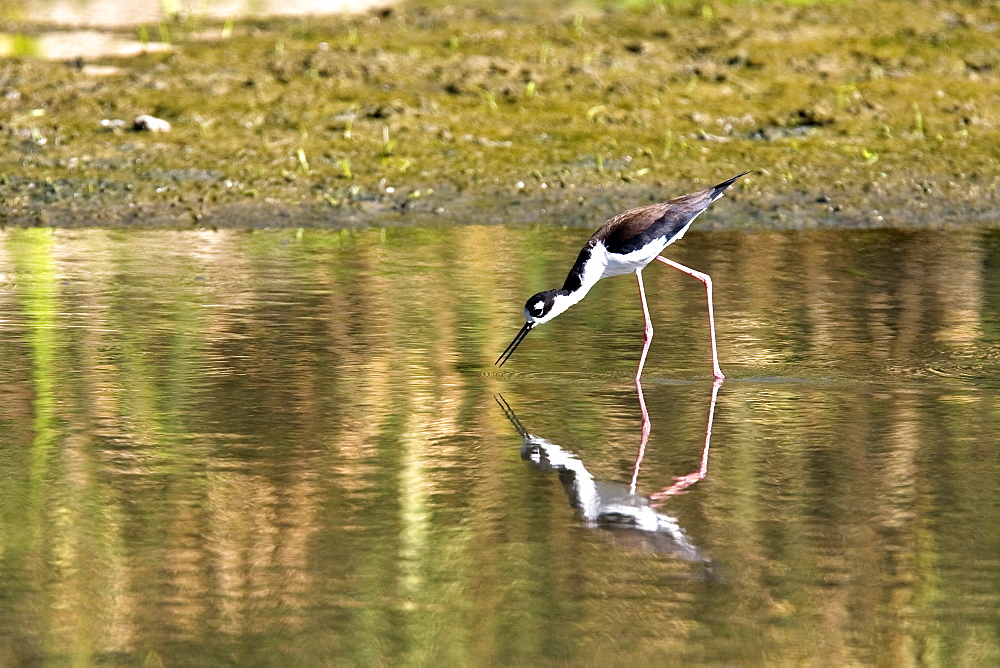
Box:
0;227;999;664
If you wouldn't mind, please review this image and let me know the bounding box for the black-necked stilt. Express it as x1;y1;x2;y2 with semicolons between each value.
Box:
496;172;749;379
495;390;718;562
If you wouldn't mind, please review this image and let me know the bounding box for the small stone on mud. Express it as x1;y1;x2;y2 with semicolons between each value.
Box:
133;115;172;133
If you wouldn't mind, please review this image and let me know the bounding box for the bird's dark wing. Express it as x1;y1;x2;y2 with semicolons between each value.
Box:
561;173;748;289
594;173;747;255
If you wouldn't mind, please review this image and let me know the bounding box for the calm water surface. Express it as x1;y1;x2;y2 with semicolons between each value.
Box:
1;226;999;665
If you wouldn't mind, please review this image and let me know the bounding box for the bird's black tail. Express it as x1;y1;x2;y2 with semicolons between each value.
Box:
710;171;751;200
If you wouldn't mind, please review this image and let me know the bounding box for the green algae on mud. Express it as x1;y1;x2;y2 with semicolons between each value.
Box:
1;0;999;229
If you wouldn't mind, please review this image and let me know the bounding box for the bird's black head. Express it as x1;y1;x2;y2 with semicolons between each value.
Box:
524;289;560;324
496;289;571;368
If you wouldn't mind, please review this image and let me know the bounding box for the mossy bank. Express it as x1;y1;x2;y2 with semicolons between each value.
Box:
2;0;999;229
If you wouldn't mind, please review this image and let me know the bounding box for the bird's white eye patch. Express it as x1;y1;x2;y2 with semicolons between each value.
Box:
534;301;545;310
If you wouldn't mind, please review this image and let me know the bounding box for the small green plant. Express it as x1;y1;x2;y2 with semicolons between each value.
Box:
586;105;607;123
538;41;550;65
380;126;396;168
477;88;498;111
836;83;858;108
662;130;675;159
912;103;924;138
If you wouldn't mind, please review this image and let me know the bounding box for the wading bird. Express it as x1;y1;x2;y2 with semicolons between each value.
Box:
496;172;748;379
494;385;720;563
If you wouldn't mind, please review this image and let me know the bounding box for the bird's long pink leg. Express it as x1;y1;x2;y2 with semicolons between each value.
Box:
635;268;654;380
629;378;652;495
654;256;725;380
649;376;723;503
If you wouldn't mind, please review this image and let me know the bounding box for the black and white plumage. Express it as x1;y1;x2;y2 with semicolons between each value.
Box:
497;172;748;378
494;394;708;563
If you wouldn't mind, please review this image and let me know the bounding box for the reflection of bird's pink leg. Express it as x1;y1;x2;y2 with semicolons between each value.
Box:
649;377;723;503
634;268;654;381
629;378;652;495
654;256;724;380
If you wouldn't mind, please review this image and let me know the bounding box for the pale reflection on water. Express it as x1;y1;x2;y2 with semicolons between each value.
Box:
1;0;392;60
3;0;392;28
0;227;999;664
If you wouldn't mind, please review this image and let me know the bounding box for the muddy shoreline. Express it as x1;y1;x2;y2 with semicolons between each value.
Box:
2;0;999;230
4;182;999;231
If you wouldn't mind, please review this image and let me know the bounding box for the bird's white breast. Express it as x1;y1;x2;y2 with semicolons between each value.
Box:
595;238;669;279
544;232;683;322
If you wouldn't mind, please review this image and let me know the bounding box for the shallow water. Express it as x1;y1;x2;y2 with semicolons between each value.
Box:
1;226;999;665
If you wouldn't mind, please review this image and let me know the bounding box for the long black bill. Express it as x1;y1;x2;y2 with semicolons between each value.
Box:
494;394;529;438
496;322;533;367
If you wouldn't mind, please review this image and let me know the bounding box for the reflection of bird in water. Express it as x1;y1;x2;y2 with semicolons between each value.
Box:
496;172;748;379
495;383;721;563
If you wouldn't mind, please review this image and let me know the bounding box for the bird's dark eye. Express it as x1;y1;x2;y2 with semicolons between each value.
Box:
525;293;551;317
